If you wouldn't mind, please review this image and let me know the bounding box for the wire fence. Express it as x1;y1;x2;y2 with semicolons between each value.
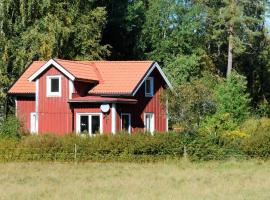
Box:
0;144;247;162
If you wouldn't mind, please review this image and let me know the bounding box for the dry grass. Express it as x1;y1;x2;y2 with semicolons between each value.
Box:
0;159;270;200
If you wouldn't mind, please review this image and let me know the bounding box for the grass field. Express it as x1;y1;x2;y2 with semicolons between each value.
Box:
0;159;270;200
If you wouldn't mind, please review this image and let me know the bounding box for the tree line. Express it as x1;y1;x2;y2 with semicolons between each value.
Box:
0;0;270;121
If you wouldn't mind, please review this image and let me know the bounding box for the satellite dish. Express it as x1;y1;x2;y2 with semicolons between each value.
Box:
100;104;110;113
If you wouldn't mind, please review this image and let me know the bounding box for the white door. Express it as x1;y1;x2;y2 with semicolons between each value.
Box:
144;113;154;134
30;112;37;133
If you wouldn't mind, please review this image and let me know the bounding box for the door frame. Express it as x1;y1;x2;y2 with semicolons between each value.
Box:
30;112;38;134
76;113;103;136
144;112;155;135
121;113;131;134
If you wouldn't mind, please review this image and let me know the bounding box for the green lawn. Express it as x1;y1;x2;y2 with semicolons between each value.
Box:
0;159;270;200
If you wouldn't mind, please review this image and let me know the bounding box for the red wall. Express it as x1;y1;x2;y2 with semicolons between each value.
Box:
17;96;35;132
38;67;72;135
116;68;167;132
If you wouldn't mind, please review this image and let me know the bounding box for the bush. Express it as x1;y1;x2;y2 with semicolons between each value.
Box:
0;132;188;161
0;115;21;139
0;131;249;162
241;118;270;158
200;72;251;135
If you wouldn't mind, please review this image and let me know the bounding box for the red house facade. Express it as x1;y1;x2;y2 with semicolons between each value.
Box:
8;59;172;135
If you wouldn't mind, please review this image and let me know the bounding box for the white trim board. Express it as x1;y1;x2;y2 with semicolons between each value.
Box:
111;103;116;134
28;59;75;82
132;62;173;96
14;97;17;117
69;79;74;99
35;79;39;133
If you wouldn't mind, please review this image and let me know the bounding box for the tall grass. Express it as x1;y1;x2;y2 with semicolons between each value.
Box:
0;159;269;200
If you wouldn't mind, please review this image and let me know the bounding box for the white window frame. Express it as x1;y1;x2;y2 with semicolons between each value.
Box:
76;113;103;136
145;77;154;97
144;112;155;135
46;75;62;97
121;113;131;134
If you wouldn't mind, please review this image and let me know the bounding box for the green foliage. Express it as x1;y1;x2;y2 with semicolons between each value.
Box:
0;132;247;162
200;72;251;134
256;99;270;117
166;76;216;131
0;115;21;139
241;118;270;158
0;1;110;116
215;72;251;122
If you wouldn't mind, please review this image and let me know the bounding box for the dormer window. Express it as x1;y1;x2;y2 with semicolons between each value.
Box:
145;77;154;97
46;75;61;97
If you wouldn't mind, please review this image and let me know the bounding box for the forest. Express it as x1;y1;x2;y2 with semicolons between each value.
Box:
1;0;270;134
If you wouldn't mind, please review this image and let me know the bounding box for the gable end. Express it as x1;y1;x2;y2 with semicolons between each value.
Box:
131;62;172;96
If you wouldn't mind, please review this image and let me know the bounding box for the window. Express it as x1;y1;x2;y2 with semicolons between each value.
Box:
121;113;131;133
76;113;103;136
46;75;61;97
145;77;154;97
144;113;154;134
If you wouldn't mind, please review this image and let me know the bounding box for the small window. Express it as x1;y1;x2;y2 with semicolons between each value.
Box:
121;113;131;133
46;75;61;97
145;77;154;97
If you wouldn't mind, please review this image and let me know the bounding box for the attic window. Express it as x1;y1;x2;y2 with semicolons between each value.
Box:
46;75;61;97
145;77;154;97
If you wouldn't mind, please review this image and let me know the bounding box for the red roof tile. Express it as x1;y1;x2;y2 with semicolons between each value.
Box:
8;61;46;94
8;59;154;95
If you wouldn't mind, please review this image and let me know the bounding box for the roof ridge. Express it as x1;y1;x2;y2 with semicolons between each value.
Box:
55;58;153;63
91;62;104;83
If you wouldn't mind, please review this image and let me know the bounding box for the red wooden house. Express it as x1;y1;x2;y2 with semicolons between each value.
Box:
8;59;172;135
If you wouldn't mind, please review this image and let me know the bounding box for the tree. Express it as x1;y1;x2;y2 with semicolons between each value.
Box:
0;0;110;118
95;0;147;60
202;0;266;76
165;76;216;131
139;0;211;86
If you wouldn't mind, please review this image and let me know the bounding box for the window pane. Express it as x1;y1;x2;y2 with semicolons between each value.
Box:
91;116;100;134
121;115;130;132
145;79;151;94
51;78;59;92
80;116;89;134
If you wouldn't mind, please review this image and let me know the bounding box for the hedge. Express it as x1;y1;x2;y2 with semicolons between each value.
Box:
0;132;247;162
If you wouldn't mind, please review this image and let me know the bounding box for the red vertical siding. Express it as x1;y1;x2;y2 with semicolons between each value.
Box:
117;68;167;133
17;96;35;132
38;67;72;135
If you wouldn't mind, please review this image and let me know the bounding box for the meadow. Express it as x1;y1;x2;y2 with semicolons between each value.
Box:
0;159;270;200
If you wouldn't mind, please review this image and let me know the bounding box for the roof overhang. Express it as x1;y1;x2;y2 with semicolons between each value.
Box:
28;59;75;82
131;62;173;96
68;96;137;104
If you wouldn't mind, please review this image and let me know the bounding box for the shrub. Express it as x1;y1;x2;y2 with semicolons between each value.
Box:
0;115;21;139
165;77;216;131
200;72;251;135
214;72;250;124
0;131;247;162
241;118;270;158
